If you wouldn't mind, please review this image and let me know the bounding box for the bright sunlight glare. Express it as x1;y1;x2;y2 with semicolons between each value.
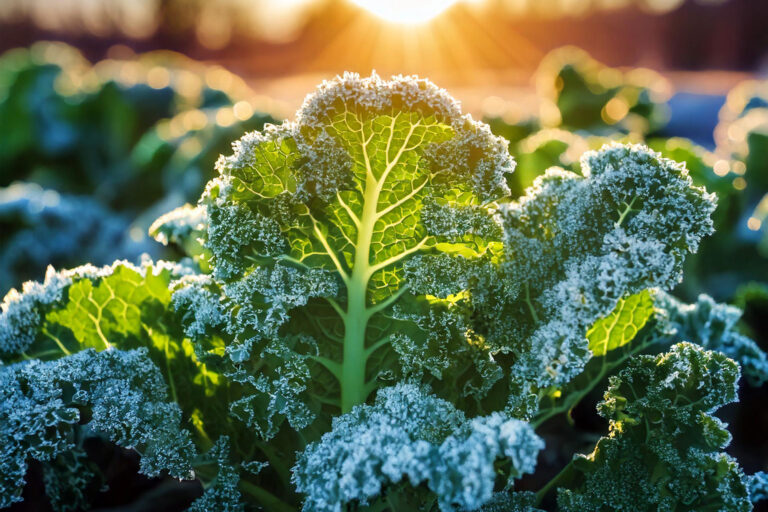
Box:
348;0;464;24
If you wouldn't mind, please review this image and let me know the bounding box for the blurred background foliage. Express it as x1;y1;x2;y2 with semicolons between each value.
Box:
0;0;767;509
0;42;278;290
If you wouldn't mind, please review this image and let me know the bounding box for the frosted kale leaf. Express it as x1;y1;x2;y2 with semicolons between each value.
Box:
534;289;766;428
655;290;768;386
173;263;339;439
498;143;715;416
179;74;716;432
0;348;195;508
479;492;542;512
40;448;99;512
188;437;245;512
749;471;768;504
193;72;514;416
293;383;542;512
557;343;751;511
0;259;191;358
0;249;306;507
532;290;657;427
0;259;232;471
150;203;212;271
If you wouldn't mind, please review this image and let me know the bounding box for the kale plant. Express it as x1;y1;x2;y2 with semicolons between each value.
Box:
1;73;766;511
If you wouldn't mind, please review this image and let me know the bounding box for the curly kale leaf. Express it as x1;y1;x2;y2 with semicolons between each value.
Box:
496;143;715;417
293;383;543;512
0;348;196;509
0;260;236;471
532;290;656;427
0;260;299;509
748;471;768;504
534;289;766;430
190;72;514;419
655;290;768;386
172;264;338;440
557;342;751;512
149;203;212;272
479;492;542;512
188;437;245;512
176;74;717;439
40;448;100;512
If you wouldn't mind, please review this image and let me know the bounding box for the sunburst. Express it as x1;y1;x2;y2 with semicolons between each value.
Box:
348;0;464;24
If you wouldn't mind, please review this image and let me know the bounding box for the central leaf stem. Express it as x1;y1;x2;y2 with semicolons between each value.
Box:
341;171;379;413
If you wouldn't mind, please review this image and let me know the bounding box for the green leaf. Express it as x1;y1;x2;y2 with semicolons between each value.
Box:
555;343;751;512
46;264;174;351
0;260;297;509
586;290;654;357
1;262;228;450
203;73;514;413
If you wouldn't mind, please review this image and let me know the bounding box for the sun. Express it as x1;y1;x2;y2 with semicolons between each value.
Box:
348;0;463;24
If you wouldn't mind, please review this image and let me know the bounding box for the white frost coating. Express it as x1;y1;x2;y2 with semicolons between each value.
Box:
213;123;297;179
218;72;515;203
223;263;340;346
200;174;288;281
749;472;768;504
171;274;227;339
297;72;464;129
293;383;543;512
0;266;72;356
